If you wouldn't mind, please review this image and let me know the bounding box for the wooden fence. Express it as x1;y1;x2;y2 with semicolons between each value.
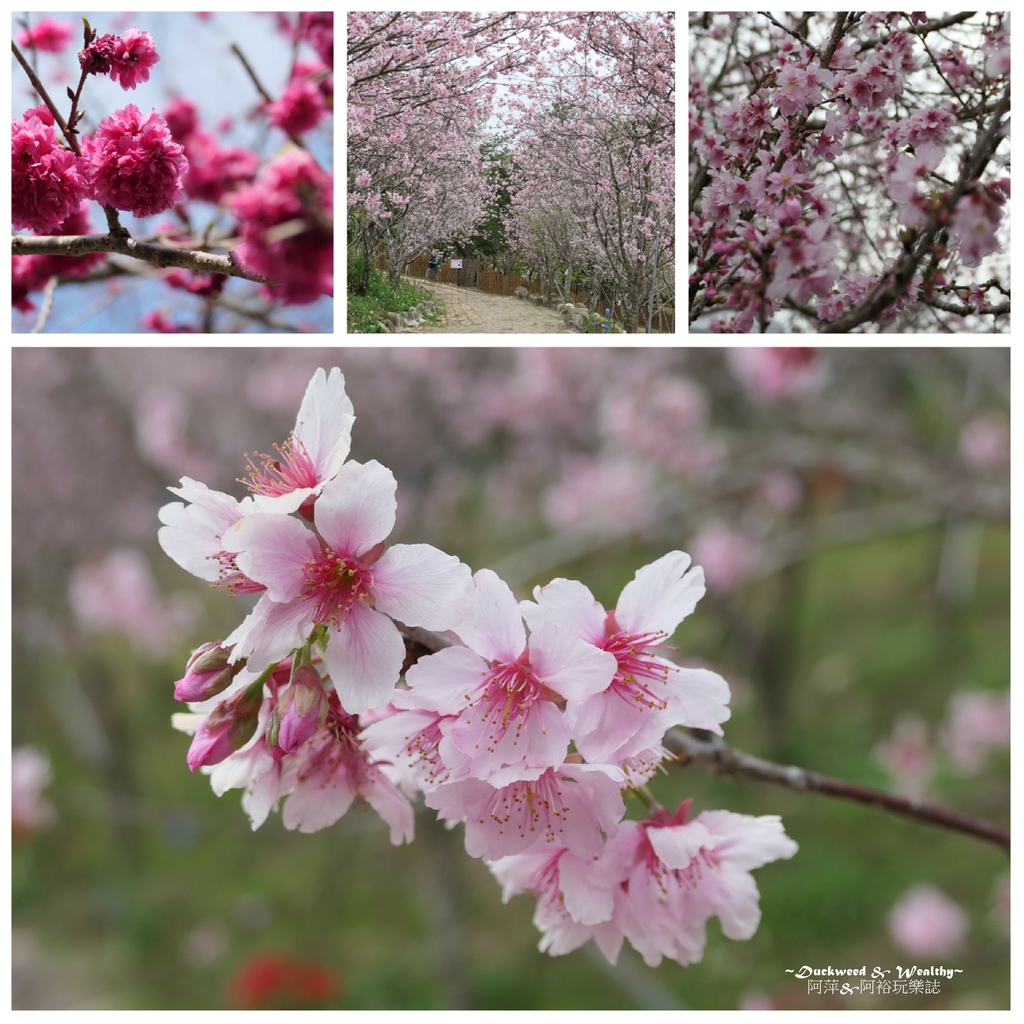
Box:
376;250;675;333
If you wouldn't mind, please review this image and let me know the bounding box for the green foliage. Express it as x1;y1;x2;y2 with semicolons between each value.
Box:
347;260;434;333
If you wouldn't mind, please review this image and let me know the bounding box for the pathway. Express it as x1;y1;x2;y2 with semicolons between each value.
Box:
402;280;571;334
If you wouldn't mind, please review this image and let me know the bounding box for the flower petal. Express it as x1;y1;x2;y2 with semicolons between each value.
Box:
293;367;355;481
321;602;405;713
224;512;319;602
528;622;617;701
520;577;606;645
453;569;526;663
372;543;475;630
615;551;705;636
314;460;396;555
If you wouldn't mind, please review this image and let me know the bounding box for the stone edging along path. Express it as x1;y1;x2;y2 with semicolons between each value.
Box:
400;280;573;334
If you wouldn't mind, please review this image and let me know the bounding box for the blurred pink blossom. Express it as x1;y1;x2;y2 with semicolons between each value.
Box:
959;413;1009;472
543;457;656;533
873;713;934;799
691;522;758;593
728;348;823;400
939;690;1010;773
888;884;968;957
12;746;56;837
68;547;198;655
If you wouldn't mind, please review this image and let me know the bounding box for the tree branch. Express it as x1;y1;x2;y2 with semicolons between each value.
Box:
12;232;267;283
396;624;1009;854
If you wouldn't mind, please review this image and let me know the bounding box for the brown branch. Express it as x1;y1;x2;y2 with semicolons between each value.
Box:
396;624;1009;854
662;727;1009;854
12;232;266;283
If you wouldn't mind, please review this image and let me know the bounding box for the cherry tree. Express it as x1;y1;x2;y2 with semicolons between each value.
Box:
689;12;1010;333
11;12;333;333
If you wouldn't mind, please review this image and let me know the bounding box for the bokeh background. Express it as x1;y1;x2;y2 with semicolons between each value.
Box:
11;347;1009;1009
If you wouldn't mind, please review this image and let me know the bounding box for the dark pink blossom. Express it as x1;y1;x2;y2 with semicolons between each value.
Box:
81;105;189;218
183;131;259;204
79;33;117;76
268;76;329;136
230;149;333;305
164;97;199;143
16;17;73;53
12;114;87;234
299;12;333;67
109;27;160;90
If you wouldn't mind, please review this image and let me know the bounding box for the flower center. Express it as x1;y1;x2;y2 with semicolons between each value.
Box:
243;434;319;498
602;628;674;712
476;653;550;747
301;547;374;625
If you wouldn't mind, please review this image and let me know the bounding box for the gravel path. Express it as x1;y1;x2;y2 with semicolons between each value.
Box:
403;280;570;334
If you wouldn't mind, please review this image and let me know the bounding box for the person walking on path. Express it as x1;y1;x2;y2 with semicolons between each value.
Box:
425;251;441;282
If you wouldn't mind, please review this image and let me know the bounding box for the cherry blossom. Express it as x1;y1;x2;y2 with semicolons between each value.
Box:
520;551;731;767
16;16;72;53
12;113;87;234
399;568;616;784
222;460;475;714
888;884;968;957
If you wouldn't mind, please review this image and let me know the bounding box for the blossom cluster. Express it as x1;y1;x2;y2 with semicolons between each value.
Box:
159;368;797;968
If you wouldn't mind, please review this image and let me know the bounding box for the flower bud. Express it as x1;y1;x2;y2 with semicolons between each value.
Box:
267;662;328;753
174;642;246;702
186;682;264;772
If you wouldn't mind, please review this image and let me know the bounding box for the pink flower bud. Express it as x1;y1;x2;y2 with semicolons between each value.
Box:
187;684;263;771
267;662;328;753
174;642;245;702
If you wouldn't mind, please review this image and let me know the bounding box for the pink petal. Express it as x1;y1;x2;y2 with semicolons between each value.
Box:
314;459;396;555
520;577;607;645
281;768;356;833
224;512;319;601
293;367;355;476
372;543;475;630
321;602;405;713
615;551;705;636
402;645;489;714
453;568;526;662
528;622;616;701
224;594;314;671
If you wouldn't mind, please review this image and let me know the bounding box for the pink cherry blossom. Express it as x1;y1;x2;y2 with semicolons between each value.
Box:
222;460;475;714
939;690;1010;773
157;477;262;593
268;75;329;137
400;568;616;784
230;149;333;305
81;105;189;218
690;521;758;593
426;761;626;860
109;28;160;90
521;551;731;766
12;746;56;836
16;16;73;53
174;642;246;703
12;114;87;234
888;884;968;957
182;131;259;204
242;366;354;515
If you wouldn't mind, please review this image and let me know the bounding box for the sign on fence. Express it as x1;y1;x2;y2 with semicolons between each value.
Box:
450;259;463;269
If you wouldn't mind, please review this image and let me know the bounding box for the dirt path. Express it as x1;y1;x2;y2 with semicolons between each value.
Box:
403;280;571;334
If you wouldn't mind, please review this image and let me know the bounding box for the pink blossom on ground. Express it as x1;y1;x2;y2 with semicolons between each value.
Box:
81;105;188;218
242;366;354;514
888;884;968;957
400;568;616;784
16;17;73;53
690;521;758;593
12;747;56;836
109;27;160;89
520;551;730;766
230;149;333;305
12;114;87;234
222;460;475;714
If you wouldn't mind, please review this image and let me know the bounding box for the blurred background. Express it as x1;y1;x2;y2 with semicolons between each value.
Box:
10;347;1009;1009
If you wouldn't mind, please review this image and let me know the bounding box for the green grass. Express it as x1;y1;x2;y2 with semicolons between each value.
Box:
347;260;436;333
